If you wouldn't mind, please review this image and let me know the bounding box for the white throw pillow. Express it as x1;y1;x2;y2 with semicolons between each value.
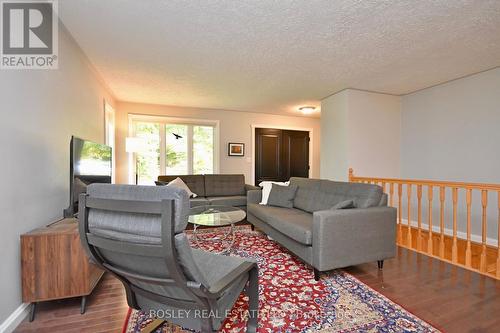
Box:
167;177;197;198
258;181;290;205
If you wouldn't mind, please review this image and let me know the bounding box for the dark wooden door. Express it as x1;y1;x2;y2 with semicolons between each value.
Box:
282;130;310;179
255;128;282;184
255;128;309;185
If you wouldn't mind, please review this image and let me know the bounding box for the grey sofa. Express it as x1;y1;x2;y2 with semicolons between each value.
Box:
247;177;397;280
158;174;259;209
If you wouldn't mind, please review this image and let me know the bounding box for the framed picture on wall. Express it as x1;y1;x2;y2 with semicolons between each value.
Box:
228;143;245;156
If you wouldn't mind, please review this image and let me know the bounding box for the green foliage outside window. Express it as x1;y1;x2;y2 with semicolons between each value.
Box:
134;121;214;184
136;123;160;184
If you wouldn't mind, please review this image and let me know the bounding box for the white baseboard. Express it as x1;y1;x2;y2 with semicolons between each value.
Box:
0;303;30;333
401;218;498;247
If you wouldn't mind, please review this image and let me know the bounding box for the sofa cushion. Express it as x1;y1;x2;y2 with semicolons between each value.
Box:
190;197;210;208
258;181;290;205
248;203;313;245
267;184;298;208
317;180;383;209
167;177;197;198
204;174;245;196
379;193;388;206
330;199;355;210
207;195;247;207
289;177;383;212
158;175;205;197
289;178;321;212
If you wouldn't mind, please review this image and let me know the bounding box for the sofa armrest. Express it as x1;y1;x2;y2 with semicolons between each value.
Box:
245;184;260;192
312;207;397;271
247;190;262;205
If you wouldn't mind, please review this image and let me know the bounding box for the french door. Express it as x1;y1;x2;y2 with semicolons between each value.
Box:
255;128;310;185
130;116;218;184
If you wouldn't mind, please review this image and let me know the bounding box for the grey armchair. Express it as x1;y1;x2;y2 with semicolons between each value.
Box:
78;184;258;332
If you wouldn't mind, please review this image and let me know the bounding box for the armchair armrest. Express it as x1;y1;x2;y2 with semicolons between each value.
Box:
312;207;397;271
245;184;260;192
207;261;258;297
247;189;262;205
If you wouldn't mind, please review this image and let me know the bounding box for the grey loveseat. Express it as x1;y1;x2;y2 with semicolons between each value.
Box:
157;174;259;209
247;177;397;280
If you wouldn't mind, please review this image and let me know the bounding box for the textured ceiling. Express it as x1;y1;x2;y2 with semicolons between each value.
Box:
59;0;500;117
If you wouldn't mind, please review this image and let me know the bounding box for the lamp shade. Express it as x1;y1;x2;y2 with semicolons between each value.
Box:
125;137;147;153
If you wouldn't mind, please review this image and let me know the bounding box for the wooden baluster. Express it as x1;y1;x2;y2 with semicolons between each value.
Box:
497;191;500;279
427;186;434;255
387;182;395;243
348;168;354;182
417;185;423;251
439;186;446;258
381;181;386;193
407;184;412;248
480;190;488;272
398;183;403;245
389;183;394;207
452;188;458;263
465;189;472;267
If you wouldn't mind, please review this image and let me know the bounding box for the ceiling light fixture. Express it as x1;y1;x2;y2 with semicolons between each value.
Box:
299;106;316;114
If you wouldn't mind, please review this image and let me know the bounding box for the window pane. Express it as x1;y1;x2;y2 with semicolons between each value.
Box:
193;126;214;174
165;124;188;175
104;102;115;183
135;122;160;185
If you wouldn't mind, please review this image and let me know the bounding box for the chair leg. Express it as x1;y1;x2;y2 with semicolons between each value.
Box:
141;319;165;333
377;260;384;270
246;266;259;333
314;268;321;281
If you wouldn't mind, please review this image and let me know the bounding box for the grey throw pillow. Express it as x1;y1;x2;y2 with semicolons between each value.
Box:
330;199;356;210
267;184;298;208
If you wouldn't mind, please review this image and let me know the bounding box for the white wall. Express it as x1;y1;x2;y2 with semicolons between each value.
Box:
347;90;401;178
321;89;401;181
401;68;500;182
115;102;321;185
0;25;115;326
401;67;500;240
320;90;349;180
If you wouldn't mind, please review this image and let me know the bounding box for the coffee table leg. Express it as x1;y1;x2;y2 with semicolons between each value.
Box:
218;223;236;255
192;223;236;254
228;223;236;252
193;224;203;249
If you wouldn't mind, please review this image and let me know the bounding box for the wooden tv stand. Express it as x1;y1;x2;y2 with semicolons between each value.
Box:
21;218;105;321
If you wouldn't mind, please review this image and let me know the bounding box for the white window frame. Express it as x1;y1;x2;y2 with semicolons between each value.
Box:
128;114;220;184
104;101;116;183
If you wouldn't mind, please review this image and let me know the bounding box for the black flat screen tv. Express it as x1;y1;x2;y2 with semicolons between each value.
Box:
63;136;112;217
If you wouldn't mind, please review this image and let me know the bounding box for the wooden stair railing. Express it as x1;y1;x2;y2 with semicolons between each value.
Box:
348;168;500;280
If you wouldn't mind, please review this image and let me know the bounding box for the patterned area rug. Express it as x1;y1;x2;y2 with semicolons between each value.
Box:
123;226;439;333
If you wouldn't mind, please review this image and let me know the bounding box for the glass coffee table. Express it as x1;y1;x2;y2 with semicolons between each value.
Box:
188;205;246;254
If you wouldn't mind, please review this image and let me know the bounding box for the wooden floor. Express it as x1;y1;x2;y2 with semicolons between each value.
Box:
15;246;500;333
15;274;129;333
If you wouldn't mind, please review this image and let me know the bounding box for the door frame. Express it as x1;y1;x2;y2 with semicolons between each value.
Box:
251;124;314;185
